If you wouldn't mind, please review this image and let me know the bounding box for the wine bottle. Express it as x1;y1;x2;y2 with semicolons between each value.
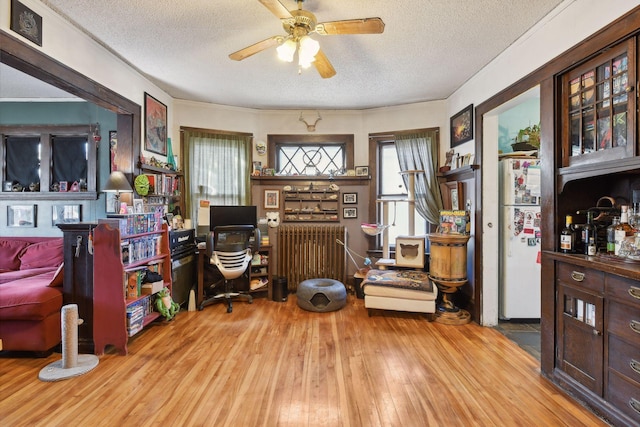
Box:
607;216;620;254
581;211;597;255
560;215;575;253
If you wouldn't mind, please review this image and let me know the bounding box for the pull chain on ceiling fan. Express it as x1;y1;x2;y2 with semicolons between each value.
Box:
229;0;385;78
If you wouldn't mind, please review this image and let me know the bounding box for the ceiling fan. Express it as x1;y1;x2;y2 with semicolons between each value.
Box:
229;0;385;78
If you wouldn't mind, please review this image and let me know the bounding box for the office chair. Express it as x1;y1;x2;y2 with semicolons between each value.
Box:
199;225;256;313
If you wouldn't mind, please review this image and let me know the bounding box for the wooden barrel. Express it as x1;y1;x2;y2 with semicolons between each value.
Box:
428;233;470;282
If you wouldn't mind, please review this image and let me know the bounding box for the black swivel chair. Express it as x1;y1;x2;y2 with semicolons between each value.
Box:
199;225;257;313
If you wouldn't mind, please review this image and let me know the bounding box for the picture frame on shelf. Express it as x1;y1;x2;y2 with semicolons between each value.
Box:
8;204;37;228
133;199;144;214
58;181;68;192
144;92;168;156
355;166;369;176
52;205;81;225
395;235;426;268
343;193;357;204
440;181;464;210
106;193;118;213
450;104;474;147
264;189;279;209
343;207;357;219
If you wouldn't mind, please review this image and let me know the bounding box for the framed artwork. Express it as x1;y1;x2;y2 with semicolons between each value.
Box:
144;92;168;156
440;181;464;210
58;181;68;192
106;193;118;213
343;193;357;204
264;190;279;209
8;204;37;227
109;130;118;172
133;199;144;214
10;0;42;46
355;166;369;176
52;205;81;225
343;207;357;219
450;104;474;147
395;235;426;269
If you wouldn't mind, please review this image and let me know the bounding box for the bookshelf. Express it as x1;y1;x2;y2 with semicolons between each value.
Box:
92;218;172;355
138;164;184;215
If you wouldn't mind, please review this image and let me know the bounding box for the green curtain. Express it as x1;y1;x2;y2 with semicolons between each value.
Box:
395;130;443;224
184;130;251;224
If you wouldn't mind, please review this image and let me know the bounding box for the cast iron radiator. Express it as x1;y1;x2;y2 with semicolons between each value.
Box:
277;224;347;292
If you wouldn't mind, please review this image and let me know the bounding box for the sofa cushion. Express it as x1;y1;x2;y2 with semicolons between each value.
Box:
19;239;64;270
0;267;57;284
0;271;63;320
0;239;30;271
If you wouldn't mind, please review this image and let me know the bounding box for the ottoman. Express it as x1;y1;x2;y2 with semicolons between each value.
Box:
297;278;347;312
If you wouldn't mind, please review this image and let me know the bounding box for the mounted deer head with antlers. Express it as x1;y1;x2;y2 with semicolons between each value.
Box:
299;111;322;132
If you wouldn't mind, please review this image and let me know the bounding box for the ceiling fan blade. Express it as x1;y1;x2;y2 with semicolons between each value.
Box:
258;0;293;19
313;49;336;79
229;36;282;61
316;18;385;35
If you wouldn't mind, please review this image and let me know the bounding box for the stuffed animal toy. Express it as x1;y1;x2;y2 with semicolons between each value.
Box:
266;211;280;228
155;287;179;320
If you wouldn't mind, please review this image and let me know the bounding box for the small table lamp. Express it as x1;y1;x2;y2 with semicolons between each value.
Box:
103;171;133;213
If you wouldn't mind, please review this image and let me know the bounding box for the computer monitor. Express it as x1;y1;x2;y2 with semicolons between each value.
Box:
209;205;257;230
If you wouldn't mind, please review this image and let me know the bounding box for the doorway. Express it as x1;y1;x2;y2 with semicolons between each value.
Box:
481;85;541;326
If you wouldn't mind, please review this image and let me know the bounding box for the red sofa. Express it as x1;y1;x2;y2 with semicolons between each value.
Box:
0;237;64;353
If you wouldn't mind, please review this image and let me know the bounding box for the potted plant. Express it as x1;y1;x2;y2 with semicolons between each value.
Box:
511;123;541;152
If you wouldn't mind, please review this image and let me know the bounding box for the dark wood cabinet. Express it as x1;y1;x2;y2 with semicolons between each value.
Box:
542;30;640;426
58;223;98;353
545;253;640;425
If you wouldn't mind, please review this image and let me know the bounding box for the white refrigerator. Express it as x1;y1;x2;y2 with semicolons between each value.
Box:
499;158;542;319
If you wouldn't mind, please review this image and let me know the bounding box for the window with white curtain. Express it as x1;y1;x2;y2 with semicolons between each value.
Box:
182;128;252;224
377;140;427;246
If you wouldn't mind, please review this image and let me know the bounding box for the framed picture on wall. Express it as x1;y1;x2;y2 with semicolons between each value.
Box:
144;92;167;156
264;190;279;209
343;193;357;204
52;205;81;225
343;207;357;219
109;130;118;172
450;104;474;147
8;205;37;227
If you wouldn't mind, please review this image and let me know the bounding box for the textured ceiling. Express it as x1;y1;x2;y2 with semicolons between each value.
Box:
8;0;564;109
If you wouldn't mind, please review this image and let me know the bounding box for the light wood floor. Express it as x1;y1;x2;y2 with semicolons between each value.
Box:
0;296;607;427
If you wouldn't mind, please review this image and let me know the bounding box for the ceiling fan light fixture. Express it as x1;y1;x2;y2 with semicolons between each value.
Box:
298;35;319;68
277;38;296;62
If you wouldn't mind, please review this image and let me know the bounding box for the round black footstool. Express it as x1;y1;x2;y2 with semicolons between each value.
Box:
297;278;347;312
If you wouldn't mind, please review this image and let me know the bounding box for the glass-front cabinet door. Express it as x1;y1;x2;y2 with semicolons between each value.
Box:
561;38;636;168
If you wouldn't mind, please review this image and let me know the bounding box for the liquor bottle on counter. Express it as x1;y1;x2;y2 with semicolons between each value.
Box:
560;215;576;253
607;216;620;254
615;205;634;255
581;211;597;255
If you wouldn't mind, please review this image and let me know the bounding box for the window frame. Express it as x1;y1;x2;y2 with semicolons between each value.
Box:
0;124;97;200
267;134;354;176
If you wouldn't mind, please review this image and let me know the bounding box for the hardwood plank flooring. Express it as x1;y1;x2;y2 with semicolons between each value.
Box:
0;296;607;426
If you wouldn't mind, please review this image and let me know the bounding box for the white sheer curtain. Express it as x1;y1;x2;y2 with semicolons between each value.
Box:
184;130;251;223
395;130;443;224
